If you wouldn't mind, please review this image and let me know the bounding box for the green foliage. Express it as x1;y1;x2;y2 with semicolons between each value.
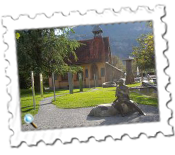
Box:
146;21;153;28
16;28;82;89
16;32;20;39
111;55;125;71
132;33;155;71
132;21;155;74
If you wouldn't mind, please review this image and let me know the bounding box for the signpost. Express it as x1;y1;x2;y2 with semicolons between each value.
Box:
40;73;44;97
52;72;56;101
31;71;36;109
123;57;134;84
68;72;73;94
78;72;83;92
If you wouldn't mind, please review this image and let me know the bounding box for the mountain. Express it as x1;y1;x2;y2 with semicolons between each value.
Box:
68;22;153;59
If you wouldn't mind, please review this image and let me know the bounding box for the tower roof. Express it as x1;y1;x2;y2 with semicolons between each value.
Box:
92;25;103;34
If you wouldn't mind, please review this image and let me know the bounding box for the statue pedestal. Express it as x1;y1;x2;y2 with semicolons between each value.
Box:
88;102;136;117
88;104;118;117
88;101;143;117
113;101;136;115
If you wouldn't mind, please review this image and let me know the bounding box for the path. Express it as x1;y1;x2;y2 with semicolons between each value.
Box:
22;96;159;131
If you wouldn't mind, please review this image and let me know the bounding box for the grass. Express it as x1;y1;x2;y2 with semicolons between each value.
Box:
20;87;92;123
130;92;158;106
20;83;158;123
21;98;42;124
126;82;142;87
52;87;116;109
52;85;158;109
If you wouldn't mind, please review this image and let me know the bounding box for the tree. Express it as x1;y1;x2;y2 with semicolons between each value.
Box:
132;21;155;78
111;55;125;71
16;28;82;90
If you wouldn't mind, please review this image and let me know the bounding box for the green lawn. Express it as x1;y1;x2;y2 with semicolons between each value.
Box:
21;94;42;124
126;82;142;87
129;92;158;106
20;83;158;123
52;87;116;108
20;87;92;123
52;86;158;109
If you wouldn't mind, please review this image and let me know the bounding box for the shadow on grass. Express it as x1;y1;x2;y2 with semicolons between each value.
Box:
21;105;34;109
20;98;35;102
21;102;52;110
21;107;39;113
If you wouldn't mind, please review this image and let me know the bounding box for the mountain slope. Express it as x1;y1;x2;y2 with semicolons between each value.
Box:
69;22;153;58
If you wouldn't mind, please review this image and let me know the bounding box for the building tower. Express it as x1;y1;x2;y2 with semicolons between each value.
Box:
92;25;103;38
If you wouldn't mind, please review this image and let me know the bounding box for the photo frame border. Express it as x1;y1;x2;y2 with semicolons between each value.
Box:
0;0;175;149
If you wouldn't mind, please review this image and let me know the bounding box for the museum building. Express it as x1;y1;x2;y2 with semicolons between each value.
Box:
49;25;124;89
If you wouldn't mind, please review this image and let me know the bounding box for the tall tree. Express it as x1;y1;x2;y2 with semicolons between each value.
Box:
16;28;82;90
111;55;125;71
132;21;155;78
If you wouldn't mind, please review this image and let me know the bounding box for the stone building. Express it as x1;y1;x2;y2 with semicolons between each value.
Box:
49;26;124;89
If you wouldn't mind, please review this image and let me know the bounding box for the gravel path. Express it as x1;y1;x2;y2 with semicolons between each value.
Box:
22;96;159;131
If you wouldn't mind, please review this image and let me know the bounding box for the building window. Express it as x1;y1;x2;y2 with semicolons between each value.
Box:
101;68;105;77
85;69;88;78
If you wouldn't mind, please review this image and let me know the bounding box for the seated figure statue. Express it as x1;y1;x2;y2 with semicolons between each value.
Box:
113;78;146;117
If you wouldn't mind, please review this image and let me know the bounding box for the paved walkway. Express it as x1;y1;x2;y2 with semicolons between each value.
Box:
22;96;159;131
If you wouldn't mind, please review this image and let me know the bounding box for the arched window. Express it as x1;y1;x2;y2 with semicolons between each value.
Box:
91;63;98;79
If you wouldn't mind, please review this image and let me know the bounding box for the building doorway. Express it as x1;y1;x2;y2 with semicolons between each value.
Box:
91;63;99;86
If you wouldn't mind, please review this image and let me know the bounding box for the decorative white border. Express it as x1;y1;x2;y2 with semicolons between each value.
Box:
0;0;172;147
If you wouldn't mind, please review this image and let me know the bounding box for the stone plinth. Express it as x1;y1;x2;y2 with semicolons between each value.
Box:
123;58;134;84
88;104;118;117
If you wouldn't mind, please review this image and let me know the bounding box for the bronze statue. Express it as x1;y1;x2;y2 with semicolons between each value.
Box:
113;78;146;117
